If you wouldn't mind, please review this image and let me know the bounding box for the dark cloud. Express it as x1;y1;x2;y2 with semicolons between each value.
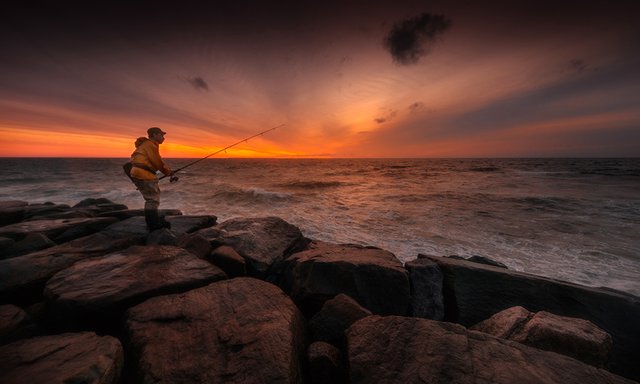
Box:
185;76;210;91
374;109;398;124
567;59;587;74
408;102;425;113
384;13;451;65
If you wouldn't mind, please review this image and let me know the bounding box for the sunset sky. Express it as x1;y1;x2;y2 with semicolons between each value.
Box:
1;0;639;158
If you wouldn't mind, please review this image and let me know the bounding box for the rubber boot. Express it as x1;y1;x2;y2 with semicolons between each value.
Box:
158;214;171;229
144;209;170;230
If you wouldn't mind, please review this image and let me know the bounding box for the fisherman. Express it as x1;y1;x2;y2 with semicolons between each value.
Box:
129;127;174;230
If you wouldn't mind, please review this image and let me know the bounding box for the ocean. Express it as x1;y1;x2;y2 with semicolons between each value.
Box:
1;157;639;297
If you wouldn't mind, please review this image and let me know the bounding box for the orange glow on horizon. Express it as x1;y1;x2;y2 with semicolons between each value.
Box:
0;126;329;158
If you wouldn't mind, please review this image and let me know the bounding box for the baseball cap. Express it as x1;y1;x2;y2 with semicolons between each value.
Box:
147;127;167;135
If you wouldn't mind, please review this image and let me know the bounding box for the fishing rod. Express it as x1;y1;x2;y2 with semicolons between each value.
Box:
160;124;283;181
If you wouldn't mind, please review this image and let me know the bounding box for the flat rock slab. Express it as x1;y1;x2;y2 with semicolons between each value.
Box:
0;202;70;226
198;216;306;277
104;215;216;237
97;208;182;220
44;245;226;330
0;217;117;243
0;332;123;384
280;241;410;316
347;316;636;384
126;277;306;384
0;231;143;303
423;255;640;381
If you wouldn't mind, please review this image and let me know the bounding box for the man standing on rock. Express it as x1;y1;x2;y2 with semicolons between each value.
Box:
128;127;174;230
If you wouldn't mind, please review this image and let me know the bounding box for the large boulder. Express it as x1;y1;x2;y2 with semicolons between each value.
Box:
44;245;226;331
125;277;306;383
0;332;123;384
309;293;372;346
472;306;613;368
347;316;636;384
196;216;307;277
279;241;410;316
405;257;445;320
422;254;640;381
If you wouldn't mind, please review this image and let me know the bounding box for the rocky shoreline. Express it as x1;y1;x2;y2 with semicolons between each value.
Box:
1;198;639;383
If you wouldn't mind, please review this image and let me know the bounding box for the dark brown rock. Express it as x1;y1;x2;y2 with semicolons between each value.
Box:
126;277;306;384
280;241;410;316
146;228;178;245
177;233;212;259
72;198;128;214
0;304;41;344
422;254;640;381
97;208;182;220
166;214;217;233
197;217;307;277
0;231;143;304
1;233;56;259
473;306;613;368
0;202;70;226
308;341;347;384
209;245;246;277
347;315;636;384
0;214;218;304
406;257;445;320
44;245;226;331
0;332;123;384
0;217;118;243
467;255;508;268
104;214;215;237
309;293;372;346
470;305;531;338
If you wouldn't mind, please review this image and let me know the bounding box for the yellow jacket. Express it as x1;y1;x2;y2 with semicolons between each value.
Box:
130;137;172;180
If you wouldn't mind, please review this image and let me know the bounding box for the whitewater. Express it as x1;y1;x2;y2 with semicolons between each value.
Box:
1;157;639;297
